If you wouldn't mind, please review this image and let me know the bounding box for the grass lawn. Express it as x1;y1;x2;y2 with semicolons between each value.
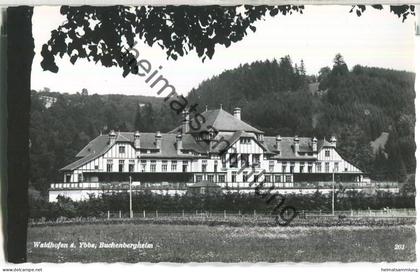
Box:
27;223;416;263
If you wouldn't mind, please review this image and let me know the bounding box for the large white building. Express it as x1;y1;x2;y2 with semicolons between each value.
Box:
49;107;371;201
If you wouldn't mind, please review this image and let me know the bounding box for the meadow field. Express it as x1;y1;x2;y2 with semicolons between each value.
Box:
27;223;416;263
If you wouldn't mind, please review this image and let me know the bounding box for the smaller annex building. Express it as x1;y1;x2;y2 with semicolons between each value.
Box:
49;107;376;202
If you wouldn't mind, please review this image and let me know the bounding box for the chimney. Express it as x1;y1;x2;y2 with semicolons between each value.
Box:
176;134;183;154
276;135;282;152
182;110;189;134
330;136;337;148
233;107;241;120
109;130;116;145
312;137;318;153
155;131;162;150
134;131;141;149
293;136;300;155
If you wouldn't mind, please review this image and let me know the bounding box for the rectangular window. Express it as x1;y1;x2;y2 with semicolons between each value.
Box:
222;157;227;169
231;171;237;183
308;163;313;173
77;174;83;182
128;160;135;172
141;160;146;172
208;174;214;182
183;160;188;172
325;162;330;173
201;160;207;172
290;162;295;173
299;162;304;173
214;161;218;172
218;174;225;183
240;138;251;144
241;154;249;167
229;154;238;168
269;160;274;172
334;162;339;172
196;174;203;183
119;160;124;172
119;146;126;154
94;165;99;170
316;162;322;172
264;174;271;183
171;160;177;171
150;160;156;172
162;160;168;172
243;171;248;182
325;150;330;157
253;175;259;183
252;154;260;167
285;175;292;183
107;160;113;172
282;163;287;173
274;175;281;183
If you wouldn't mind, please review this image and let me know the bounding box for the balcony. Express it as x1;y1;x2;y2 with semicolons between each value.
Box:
49;180;399;191
50;182;188;191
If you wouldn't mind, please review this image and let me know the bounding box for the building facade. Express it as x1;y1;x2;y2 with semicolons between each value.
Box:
49;107;371;201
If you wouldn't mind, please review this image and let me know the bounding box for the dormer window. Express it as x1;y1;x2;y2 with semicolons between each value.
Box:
119;146;125;154
325;150;330;157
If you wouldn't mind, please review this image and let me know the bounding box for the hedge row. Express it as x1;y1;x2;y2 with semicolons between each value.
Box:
29;190;415;221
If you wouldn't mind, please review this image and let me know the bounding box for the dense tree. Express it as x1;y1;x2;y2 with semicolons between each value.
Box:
331;53;349;77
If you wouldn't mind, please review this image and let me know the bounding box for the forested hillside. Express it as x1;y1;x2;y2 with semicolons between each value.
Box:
29;54;415;196
187;54;415;183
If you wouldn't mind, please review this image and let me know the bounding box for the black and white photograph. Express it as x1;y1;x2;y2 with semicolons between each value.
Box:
0;2;418;268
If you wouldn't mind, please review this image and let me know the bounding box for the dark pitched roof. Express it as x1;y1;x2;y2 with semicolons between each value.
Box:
62;132;206;171
263;136;317;160
199;109;263;133
170;109;263;134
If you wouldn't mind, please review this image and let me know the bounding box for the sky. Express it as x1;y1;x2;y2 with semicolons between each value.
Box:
31;5;416;97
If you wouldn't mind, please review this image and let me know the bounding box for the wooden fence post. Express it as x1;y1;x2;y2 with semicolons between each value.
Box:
107;210;110;220
143;210;145;218
119;210;121;219
156;210;158;218
254;210;256;218
238;210;241;216
224;210;226;219
182;210;185;218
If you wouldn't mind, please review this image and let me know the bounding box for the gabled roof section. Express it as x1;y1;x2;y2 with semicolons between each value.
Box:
169;108;264;135
187;109;263;134
209;131;267;154
76;135;109;158
264;136;317;160
62;131;207;171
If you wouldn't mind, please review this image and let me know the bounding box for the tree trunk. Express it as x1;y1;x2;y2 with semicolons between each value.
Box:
6;6;34;263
